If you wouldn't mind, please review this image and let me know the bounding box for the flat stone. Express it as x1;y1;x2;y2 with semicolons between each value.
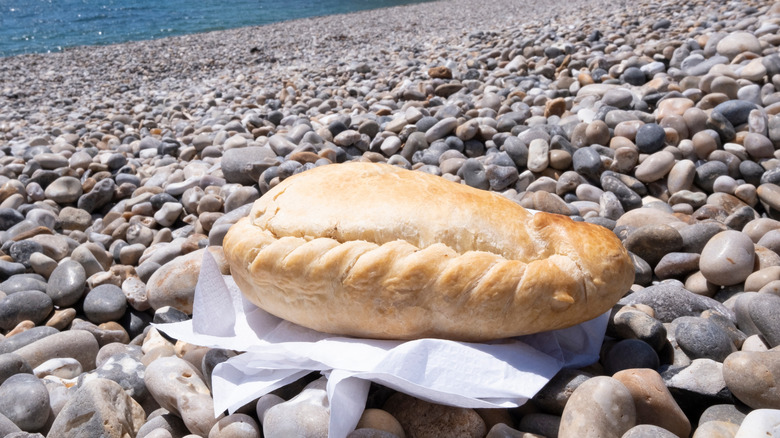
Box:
44;176;83;204
619;282;734;323
716;31;762;60
558;376;636;438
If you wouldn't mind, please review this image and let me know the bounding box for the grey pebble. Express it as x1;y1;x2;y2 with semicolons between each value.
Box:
0;373;49;432
46;260;86;307
673;316;736;362
0;291;53;330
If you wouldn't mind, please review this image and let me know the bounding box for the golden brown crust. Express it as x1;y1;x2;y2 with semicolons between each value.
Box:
223;162;634;341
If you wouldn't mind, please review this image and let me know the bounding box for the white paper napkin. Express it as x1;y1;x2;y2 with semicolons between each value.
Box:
156;250;608;438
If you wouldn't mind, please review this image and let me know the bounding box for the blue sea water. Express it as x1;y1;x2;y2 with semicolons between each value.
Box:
0;0;437;57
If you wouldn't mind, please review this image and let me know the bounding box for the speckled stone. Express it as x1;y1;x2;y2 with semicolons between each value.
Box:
558;376;636;438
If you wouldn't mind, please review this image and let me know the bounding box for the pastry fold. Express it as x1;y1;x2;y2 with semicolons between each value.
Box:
223;162;634;341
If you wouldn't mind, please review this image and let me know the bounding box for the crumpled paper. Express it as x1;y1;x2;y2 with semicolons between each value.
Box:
156;250;608;438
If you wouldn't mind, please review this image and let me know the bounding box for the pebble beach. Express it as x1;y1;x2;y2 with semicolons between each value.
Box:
1;0;780;436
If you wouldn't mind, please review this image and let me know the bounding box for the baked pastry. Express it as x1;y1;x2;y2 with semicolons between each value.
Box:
223;162;634;341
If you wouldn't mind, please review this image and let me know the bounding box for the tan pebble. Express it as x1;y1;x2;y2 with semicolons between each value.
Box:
723;350;780;409
544;97;566;118
208;413;260;438
142;328;175;354
692;420;739;438
6;320;35;337
656;97;694;120
356;409;406;438
745;266;780;292
614;120;643;141
742;335;769;352
613;369;691;437
45;308;77;330
684;271;719;297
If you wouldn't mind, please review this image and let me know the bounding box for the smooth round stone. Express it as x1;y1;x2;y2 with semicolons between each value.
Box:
745;266;780;292
724;351;780;409
758;230;780;255
46;260;86;307
613;369;690;438
585;120;611;145
558;376;636;437
602;339;660;374
136;412;190;438
0;261;25;280
748;293;780;347
713;100;759;127
527;139;550;172
33;152;68;169
43;176;83;204
623;225;683;267
0;291;52;330
734;409;780;438
83;284;127;324
619;282;733;323
47;378;145;438
634;151;675;183
673;316;735;362
383;391;485;438
744;133;774;159
145;356;219;436
699;230;755;286
424;117;457;143
0;373;49;431
208;413;261;438
716;31;762;60
635;123;666;154
221;147;276;185
572;147;602;180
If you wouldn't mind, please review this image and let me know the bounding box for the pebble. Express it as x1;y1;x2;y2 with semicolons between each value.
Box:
145;356;220;436
13;330;99;370
0;291;52;331
0;373;49;432
723;351;780;409
734;409;780;438
47;378;145;437
83;284;128;324
208;413;261;438
558;376;636;438
699;230;756;286
45;260;86;307
146;247;228;313
613;369;691;438
673;316;736;362
602;339;660;374
260;378;329;437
